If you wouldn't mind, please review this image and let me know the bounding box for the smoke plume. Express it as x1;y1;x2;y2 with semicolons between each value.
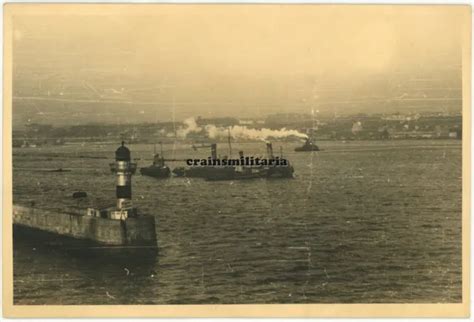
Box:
176;117;202;138
172;117;308;140
205;124;308;140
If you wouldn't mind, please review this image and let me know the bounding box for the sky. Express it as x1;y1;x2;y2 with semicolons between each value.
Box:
10;5;467;124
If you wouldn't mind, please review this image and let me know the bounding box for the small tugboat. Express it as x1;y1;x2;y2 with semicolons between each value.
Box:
140;143;171;178
294;138;320;152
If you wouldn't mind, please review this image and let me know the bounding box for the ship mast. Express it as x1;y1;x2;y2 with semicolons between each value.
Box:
227;127;232;158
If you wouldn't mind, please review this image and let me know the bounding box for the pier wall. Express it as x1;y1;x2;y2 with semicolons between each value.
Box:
13;205;157;246
124;215;157;245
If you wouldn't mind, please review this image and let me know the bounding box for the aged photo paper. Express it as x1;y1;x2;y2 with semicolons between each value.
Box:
2;3;471;318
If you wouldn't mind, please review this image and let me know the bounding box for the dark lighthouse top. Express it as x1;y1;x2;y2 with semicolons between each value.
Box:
115;141;131;161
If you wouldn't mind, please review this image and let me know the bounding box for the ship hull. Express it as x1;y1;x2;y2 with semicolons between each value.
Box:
205;170;264;181
172;166;234;178
267;166;295;178
206;166;294;181
294;147;320;152
140;166;171;178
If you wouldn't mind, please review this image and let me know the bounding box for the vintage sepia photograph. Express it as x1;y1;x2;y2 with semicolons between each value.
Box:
2;3;471;318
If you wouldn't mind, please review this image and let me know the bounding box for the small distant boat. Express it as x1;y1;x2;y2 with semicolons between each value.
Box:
294;138;320;152
49;168;72;173
39;168;72;173
140;143;171;179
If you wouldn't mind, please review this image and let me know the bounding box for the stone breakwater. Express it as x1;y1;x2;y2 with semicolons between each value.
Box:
13;205;157;247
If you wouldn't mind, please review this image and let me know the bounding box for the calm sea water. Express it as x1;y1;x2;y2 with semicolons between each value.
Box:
12;140;462;304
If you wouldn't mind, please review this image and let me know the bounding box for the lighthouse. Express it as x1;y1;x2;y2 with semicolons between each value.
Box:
110;141;137;219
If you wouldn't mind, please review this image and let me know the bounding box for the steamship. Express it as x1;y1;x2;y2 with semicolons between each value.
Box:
172;141;294;181
205;142;294;181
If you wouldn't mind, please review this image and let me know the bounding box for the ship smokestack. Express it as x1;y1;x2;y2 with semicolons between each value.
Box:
266;142;274;159
211;143;217;160
114;141;133;212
